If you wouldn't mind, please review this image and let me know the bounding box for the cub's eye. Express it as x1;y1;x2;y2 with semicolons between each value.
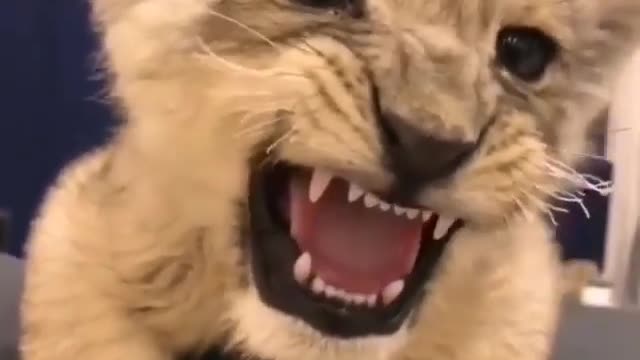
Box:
295;0;364;17
496;26;558;82
297;0;347;8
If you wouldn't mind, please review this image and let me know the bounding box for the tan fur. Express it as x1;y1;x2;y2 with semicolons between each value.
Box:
20;1;640;360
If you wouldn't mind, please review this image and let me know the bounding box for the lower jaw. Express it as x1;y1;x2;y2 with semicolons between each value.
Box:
246;163;462;338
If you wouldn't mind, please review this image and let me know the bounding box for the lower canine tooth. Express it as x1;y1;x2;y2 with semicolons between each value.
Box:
293;253;312;284
422;211;433;222
434;216;456;239
382;280;405;305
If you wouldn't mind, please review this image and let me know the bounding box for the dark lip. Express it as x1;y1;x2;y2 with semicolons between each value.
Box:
245;162;464;338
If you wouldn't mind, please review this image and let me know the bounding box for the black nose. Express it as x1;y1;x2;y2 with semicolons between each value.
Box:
379;112;476;200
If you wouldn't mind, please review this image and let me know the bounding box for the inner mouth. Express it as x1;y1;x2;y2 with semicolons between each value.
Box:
247;163;464;338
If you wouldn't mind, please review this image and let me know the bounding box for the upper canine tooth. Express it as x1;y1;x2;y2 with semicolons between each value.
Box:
406;209;419;220
364;193;380;208
348;183;365;203
309;169;333;203
293;253;312;284
382;280;405;305
434;216;456;240
393;205;406;216
422;211;433;222
379;201;391;211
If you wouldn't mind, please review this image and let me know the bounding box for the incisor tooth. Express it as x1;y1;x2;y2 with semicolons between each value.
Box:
394;205;406;216
325;285;338;298
367;294;377;307
422;211;433;222
379;201;391;211
354;294;367;305
348;183;365;202
382;280;405;305
309;169;333;203
311;277;326;294
434;216;456;240
364;193;380;208
335;288;348;301
293;253;312;284
406;209;419;220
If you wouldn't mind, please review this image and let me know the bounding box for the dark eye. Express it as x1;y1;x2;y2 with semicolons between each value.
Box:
298;0;346;7
496;26;558;82
295;0;364;18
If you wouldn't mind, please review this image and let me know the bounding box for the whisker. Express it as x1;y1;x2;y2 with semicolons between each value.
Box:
195;38;303;79
546;209;559;226
266;127;296;154
608;127;632;133
206;9;282;52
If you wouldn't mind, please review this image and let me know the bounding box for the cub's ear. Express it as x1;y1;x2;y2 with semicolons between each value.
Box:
571;0;640;75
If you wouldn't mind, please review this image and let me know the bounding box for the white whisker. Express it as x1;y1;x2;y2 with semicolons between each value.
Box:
207;9;282;52
266;127;296;154
546;209;559;226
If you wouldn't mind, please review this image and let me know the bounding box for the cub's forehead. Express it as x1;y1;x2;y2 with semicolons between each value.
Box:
227;0;578;42
380;0;575;36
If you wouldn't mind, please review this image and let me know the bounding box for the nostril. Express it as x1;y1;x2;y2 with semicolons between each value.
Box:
377;111;477;196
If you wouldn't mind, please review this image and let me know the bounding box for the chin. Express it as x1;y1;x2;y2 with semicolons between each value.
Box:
226;161;464;360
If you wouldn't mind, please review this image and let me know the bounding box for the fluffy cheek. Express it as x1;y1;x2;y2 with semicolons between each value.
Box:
419;111;553;225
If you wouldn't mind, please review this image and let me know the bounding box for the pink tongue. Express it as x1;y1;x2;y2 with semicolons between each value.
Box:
290;175;422;294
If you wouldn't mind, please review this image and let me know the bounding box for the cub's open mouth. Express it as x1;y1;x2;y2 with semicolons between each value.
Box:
247;164;463;338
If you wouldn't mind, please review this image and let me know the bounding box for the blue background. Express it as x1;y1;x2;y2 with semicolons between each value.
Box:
0;0;113;255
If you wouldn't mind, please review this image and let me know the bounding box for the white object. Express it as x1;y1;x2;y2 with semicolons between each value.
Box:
605;48;640;306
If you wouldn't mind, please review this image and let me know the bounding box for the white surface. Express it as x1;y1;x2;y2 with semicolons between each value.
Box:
605;49;640;305
581;285;613;308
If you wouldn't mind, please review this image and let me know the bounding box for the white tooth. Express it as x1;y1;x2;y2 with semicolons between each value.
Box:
434;216;456;240
325;285;338;298
293;253;312;284
379;201;391;211
311;277;326;294
309;169;333;203
406;209;419;220
382;280;405;305
422;211;433;222
335;288;348;302
353;294;367;305
348;183;365;203
393;205;406;216
364;193;380;208
342;293;355;304
367;294;378;307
